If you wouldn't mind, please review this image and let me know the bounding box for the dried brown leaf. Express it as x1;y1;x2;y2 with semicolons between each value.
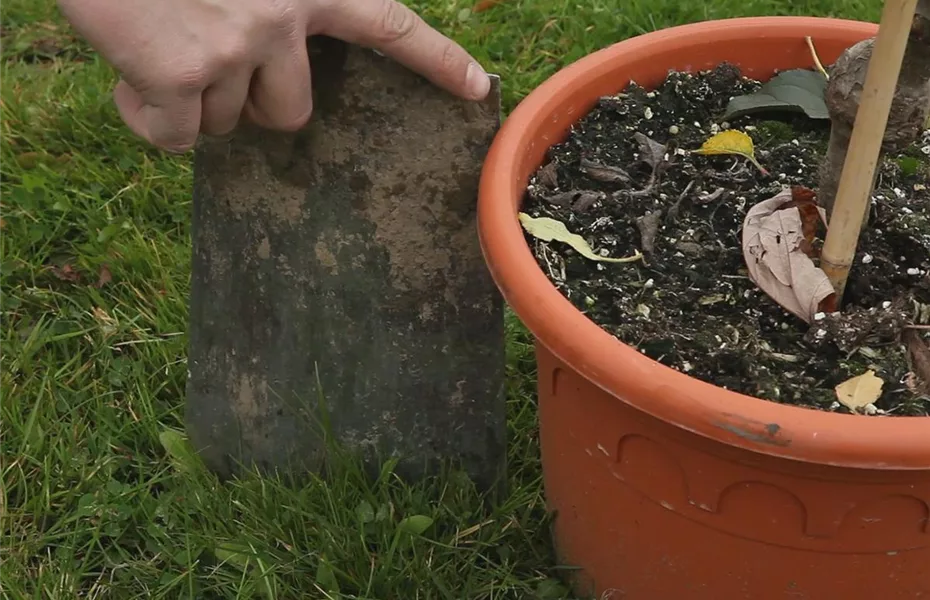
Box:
741;187;835;323
542;190;601;212
540;191;576;206
633;132;667;168
51;264;80;283
534;161;559;188
571;192;599;212
694;187;726;205
635;210;662;256
776;186;825;258
579;158;630;183
834;370;883;413
903;329;930;395
473;0;502;12
96;264;112;288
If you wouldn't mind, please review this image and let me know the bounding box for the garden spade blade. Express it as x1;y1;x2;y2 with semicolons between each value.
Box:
186;36;505;492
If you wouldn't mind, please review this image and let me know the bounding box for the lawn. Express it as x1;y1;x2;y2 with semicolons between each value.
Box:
1;0;882;598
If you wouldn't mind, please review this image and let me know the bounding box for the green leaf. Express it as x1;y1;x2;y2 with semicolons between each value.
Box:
375;503;390;522
172;546;204;566
158;429;202;474
214;542;251;570
897;156;921;177
723;69;828;121
0;261;18;278
397;514;434;536
315;557;340;593
535;577;571;599
96;222;124;243
77;493;97;515
21;172;47;193
355;500;375;524
105;478;125;495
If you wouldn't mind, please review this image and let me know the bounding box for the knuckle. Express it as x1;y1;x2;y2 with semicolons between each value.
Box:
212;35;250;70
149;60;208;94
376;0;420;45
174;63;208;93
277;108;312;132
312;0;337;21
255;0;299;36
438;41;461;74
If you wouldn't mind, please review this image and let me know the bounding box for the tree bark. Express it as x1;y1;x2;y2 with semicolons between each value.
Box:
185;37;506;492
819;5;930;217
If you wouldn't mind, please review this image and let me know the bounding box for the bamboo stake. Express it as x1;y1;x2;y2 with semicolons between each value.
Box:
820;0;918;302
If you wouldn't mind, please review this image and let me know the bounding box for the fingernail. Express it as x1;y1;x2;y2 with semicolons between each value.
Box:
466;62;491;100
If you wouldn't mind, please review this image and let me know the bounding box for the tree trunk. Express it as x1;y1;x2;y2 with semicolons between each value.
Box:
819;6;930;217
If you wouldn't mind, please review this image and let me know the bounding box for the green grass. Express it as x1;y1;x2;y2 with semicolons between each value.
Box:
1;0;881;598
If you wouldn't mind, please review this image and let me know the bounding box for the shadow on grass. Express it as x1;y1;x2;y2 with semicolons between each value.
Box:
142;312;574;599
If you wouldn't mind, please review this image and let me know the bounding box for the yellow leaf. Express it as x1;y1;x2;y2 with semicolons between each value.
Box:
692;130;768;175
518;213;643;264
834;370;884;413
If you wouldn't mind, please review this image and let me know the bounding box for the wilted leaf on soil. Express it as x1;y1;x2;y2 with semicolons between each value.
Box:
834;370;884;413
903;329;930;395
534;161;559;188
519;213;644;264
541;190;601;212
579;158;631;183
633;132;667;168
692;130;768;175
699;294;727;305
723;68;829;121
777;185;827;258
741;187;835;323
635;209;662;255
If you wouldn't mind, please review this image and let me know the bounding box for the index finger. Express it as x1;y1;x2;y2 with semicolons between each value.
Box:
313;0;490;101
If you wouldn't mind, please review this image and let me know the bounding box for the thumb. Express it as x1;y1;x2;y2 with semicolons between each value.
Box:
313;0;490;101
113;79;202;153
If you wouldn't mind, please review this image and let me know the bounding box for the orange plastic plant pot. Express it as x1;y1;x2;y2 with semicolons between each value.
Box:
478;17;930;600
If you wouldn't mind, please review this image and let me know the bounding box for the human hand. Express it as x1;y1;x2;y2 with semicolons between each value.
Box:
57;0;492;152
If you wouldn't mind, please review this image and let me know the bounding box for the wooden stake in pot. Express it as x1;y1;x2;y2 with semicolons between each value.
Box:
820;0;919;302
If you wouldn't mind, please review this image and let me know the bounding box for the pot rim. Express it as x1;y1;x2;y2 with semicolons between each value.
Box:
477;16;930;470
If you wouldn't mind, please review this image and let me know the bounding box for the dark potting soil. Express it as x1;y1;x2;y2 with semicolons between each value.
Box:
521;63;930;417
